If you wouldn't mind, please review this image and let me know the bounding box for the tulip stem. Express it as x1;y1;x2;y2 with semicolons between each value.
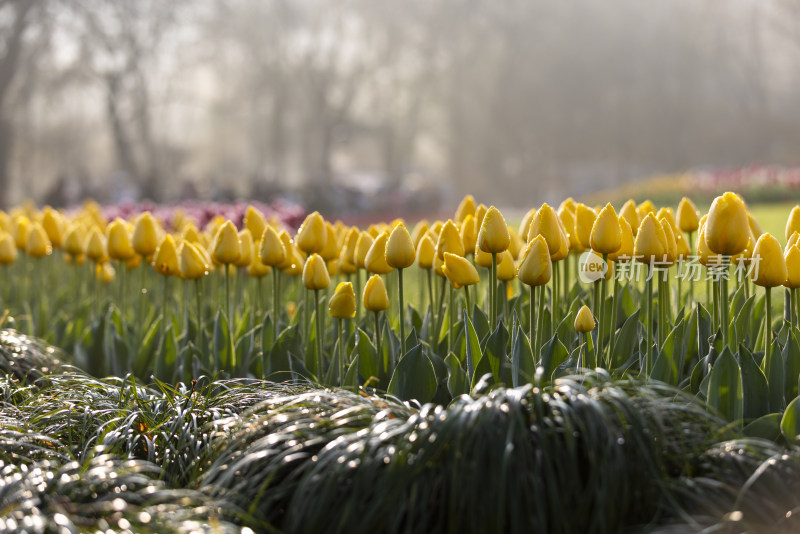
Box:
599;253;608;359
793;288;799;329
552;260;559;332
374;311;382;360
426;269;434;328
688;231;694;306
224;264;231;334
464;285;471;319
563;256;570;307
490;253;497;329
721;274;729;347
502;281;508;321
339;318;346;386
529;285;535;349
537;284;546;358
609;274;619;368
765;287;772;360
398;268;406;356
354;270;362;321
448;284;455;354
272;270;280;340
314;288;323;381
646;265;653;377
435;276;447;347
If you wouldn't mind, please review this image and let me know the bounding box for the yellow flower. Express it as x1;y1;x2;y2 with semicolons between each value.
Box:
284;248;305;276
751;233;787;287
411;220;430;248
64;224;85;257
517;235;552;286
259;225;286;267
460;215;477;255
212;220;241;265
609;217;634;262
235;229;254;268
132;212;159;257
474;204;488;231
329;281;356;319
97;262;115;284
518;208;536;242
530;203;568;256
179;241;209;280
85;227;107;263
788;231;800;252
319;222;339;262
637;200;656;220
417;233;435;270
0;232;17;265
590;203;622;255
442;252;480;288
25;222;52;259
507;226;523;259
354;231;374;269
248;256;272;278
243;205;267;242
660;219;677;265
477;206;510;254
696;220;718;267
106;219;135;261
785;244;800;289
302;253;331;290
558;204;581;252
41;207;64;248
573;203;597;249
13;216;29;251
705;192;750;256
363;274;390;312
386;223;416;269
677;197;699;233
496;250;516;281
436;219;465;259
574;305;596;333
455;194;476;223
276;231;295;270
675;229;691;260
182;223;201;244
153;235;179;277
126;254;142;270
296;211;326;254
788;206;800;241
749;213;763;239
634;213;667;263
366;232;393;275
620;199;639;236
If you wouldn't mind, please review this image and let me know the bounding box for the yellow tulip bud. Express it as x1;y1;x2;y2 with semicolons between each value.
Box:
748;213;763;240
705;192;750;256
460;215;477;255
474;246;494;268
0;212;11;234
296;211;326;254
455;194;476;223
620;199;639;236
429;221;443;240
320;222;339;262
284;248;304;277
411;220;430;248
276;231;295;270
675;229;691;260
436;219;465;260
590;203;622;255
303;253;331;290
329;281;356;319
751;233;787;287
634;213;667;263
660;219;677;265
573;204;596;249
0;232;17;265
519;208;536;242
153;235;179;277
179;241;209;280
243;205;267;242
182;223;201;244
558;205;581;253
417;233;435;270
363;274;389;312
354;231;374;269
788;231;800;252
259;225;286;267
212;221;241;265
443;252;480;288
126;253;142;270
609;217;634;262
386;224;415;269
97;262;115;284
106;219;135;261
338;252;357;276
496;250;516;281
788;206;800;242
785;245;800;289
478;206;510;254
132;212;159;257
507;226;523;259
530;204;567;257
637;200;656;220
574;305;596;333
64;224;84;257
676;197;699;233
85;227;107;263
517;235;552;286
25;222;51;259
474;204;488;231
41;207;64;248
235;229;254;268
696;221;718;267
366;232;393;275
559;197;577;213
13;216;29;251
248;256;272;278
656;207;677;231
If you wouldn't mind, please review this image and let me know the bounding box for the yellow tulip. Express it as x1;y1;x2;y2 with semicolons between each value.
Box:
354;231;374;269
329;281;356;319
590;203;622;255
97;262;115;284
507;226;523;259
785;244;800;289
85;227;107;263
235;229;253;268
517;235;552;286
474;246;495;268
609;217;634;262
660;219;677;265
748;213;763;240
0;212;11;234
107;219;135;261
153;235;179;277
259;225;286;267
620;199;639;236
319;222;339;262
436;219;465;260
637;200;656;220
429;220;443;240
248;256;272;278
443;252;480;288
530;203;567;256
477;206;510;254
460;215;477;255
411;220;430;248
386;223;416;269
677;197;699;233
212;221;241;265
296;211;327;254
696;221;718;267
25;222;52;259
474;204;488;231
705;192;750;256
179;241;209;280
12;216;29;251
132;212;159;257
363;274;390;312
788;231;800;252
182;223;201;244
365;232;393;275
751;233;787;287
574;305;596;333
558;205;581;252
496;250;516;281
417;233;435;270
126;253;142;270
634;213;667;263
302;253;331;290
787;206;800;241
0;232;17;265
41;207;64;248
64;224;84;257
675;229;691;260
455;194;477;223
284;248;304;276
519;208;536;242
573;203;597;249
243;205;267;242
